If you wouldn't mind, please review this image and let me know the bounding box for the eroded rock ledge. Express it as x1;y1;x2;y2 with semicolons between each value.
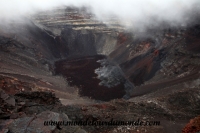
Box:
0;6;200;133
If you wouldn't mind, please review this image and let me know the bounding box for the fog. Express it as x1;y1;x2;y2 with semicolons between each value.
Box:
0;0;200;30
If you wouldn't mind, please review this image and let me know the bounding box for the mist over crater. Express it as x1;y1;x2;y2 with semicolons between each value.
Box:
0;2;200;133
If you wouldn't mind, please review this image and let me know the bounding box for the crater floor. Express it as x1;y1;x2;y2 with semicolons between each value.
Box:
0;7;200;133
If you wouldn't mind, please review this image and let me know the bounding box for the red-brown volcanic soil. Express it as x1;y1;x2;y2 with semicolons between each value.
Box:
182;115;200;133
55;55;126;101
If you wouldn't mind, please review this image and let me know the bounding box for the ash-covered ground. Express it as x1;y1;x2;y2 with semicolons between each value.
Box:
0;7;200;133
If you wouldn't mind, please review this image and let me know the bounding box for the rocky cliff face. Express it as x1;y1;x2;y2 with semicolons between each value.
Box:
0;6;200;133
31;6;122;57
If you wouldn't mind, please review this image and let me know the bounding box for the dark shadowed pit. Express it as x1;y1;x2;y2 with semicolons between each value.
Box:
55;55;126;101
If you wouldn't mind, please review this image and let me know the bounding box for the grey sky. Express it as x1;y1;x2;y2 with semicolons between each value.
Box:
0;0;199;30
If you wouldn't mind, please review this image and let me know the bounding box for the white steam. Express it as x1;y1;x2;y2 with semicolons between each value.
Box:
0;0;200;30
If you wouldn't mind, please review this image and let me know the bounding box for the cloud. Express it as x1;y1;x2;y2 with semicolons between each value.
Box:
0;0;200;30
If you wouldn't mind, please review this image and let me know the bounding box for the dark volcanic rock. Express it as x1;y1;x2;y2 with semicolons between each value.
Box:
7;111;87;133
0;6;200;133
182;115;200;133
15;91;60;105
55;55;126;101
61;27;97;57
